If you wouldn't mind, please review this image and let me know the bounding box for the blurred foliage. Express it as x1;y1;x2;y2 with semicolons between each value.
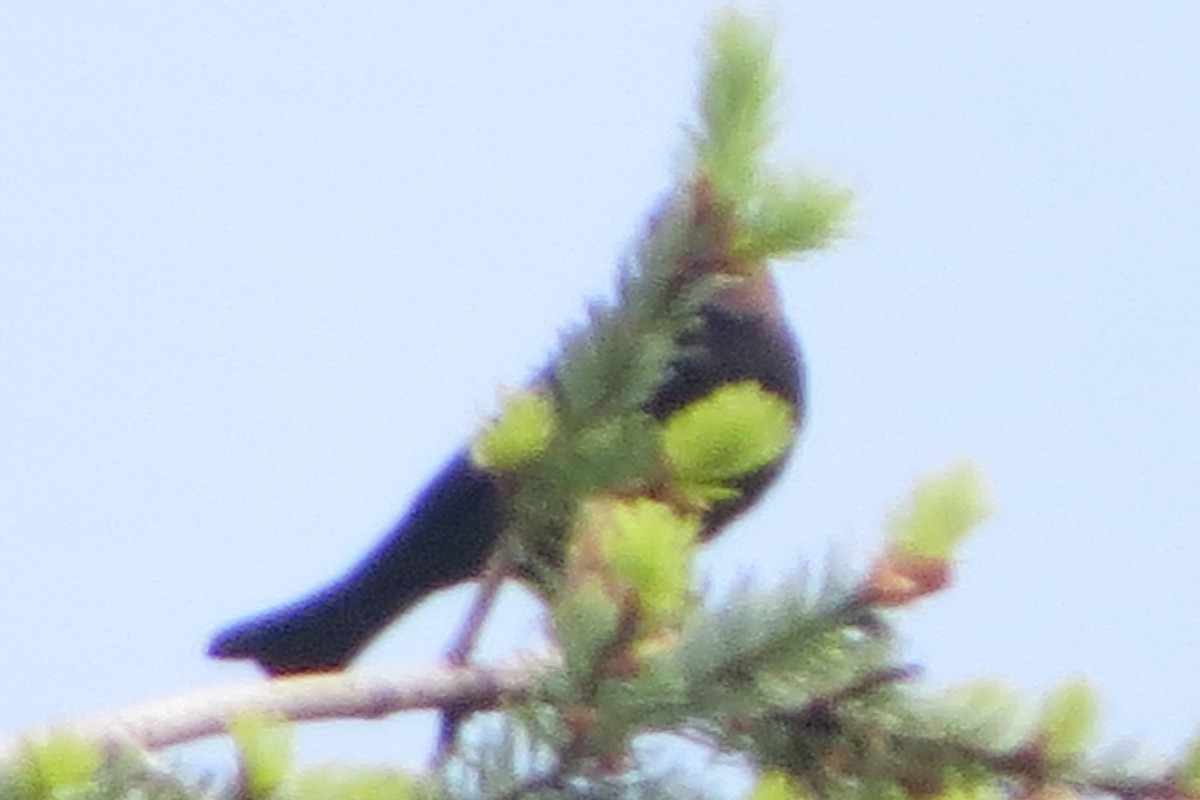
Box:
1;9;1189;800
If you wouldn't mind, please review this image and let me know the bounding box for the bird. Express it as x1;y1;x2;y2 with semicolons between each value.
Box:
207;235;805;676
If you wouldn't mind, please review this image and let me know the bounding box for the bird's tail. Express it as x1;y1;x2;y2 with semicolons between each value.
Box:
207;452;504;675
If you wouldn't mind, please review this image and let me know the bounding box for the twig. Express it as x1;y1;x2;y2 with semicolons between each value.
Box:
0;655;556;767
432;551;513;769
446;551;511;667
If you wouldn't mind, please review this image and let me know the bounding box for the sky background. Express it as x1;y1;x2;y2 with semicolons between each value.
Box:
3;0;1199;785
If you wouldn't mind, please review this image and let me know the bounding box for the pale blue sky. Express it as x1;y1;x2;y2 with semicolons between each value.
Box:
3;0;1199;778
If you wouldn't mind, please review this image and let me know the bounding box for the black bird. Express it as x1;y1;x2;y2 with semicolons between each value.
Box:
207;264;804;676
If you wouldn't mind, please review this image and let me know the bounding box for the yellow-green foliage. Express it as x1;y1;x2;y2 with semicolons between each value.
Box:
925;773;1007;800
597;497;700;623
662;381;796;503
228;713;421;800
1177;725;1200;796
888;462;990;560
8;732;101;799
289;766;419;800
938;679;1029;750
698;10;778;204
1038;678;1098;764
568;497;701;626
229;712;293;798
748;770;809;800
697;11;851;263
731;173;853;263
472;390;557;472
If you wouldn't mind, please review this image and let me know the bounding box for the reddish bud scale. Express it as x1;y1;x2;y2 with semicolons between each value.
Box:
860;550;951;607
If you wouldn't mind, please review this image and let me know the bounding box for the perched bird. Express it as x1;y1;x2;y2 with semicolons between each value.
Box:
207;241;805;676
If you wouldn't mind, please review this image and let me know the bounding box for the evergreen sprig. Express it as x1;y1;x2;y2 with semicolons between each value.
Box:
8;10;1193;800
472;6;850;595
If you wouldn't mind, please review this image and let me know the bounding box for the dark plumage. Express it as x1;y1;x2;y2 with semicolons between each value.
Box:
207;273;804;675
